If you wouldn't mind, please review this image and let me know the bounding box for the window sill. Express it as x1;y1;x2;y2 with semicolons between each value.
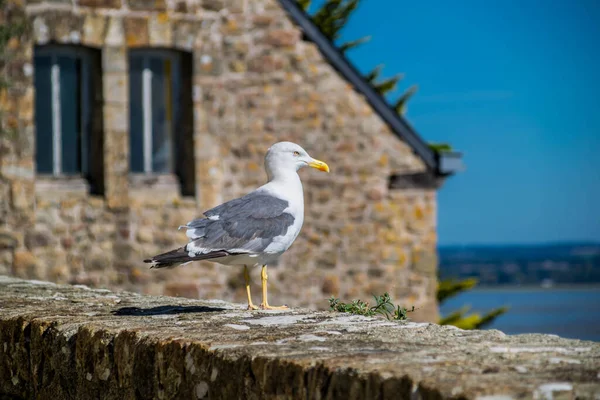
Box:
35;176;90;197
129;173;193;206
129;173;180;190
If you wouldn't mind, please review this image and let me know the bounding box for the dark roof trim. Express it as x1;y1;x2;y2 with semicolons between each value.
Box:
278;0;463;175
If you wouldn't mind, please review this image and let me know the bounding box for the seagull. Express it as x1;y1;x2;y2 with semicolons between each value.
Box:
144;142;330;310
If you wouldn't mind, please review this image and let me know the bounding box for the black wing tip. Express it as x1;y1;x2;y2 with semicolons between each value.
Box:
144;258;160;269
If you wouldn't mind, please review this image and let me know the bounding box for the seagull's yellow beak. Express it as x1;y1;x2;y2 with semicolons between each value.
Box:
308;158;330;173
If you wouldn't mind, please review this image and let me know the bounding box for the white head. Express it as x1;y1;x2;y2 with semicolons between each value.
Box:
264;141;329;180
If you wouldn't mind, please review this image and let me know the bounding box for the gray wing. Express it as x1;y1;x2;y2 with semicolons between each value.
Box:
182;191;295;256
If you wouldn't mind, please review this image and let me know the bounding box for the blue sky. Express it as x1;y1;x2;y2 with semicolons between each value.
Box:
310;0;600;245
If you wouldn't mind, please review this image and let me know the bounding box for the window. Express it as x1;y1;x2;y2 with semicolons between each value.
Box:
129;49;194;196
34;45;103;194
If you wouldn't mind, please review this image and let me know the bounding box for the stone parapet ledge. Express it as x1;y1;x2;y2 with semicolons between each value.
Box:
0;276;598;400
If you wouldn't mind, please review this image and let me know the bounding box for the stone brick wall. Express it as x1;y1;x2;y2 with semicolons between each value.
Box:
3;277;599;400
0;0;441;321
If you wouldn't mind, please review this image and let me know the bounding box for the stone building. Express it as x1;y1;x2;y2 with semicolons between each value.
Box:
0;0;462;321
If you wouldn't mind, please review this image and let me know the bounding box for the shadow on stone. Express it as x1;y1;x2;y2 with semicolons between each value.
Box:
0;393;26;400
112;305;226;316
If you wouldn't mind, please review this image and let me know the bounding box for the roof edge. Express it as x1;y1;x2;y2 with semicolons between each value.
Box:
278;0;454;173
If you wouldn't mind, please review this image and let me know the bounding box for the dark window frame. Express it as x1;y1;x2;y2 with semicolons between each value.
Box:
128;48;195;196
34;44;104;195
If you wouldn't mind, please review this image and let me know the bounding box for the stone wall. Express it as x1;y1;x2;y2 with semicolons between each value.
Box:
1;277;599;400
0;0;440;321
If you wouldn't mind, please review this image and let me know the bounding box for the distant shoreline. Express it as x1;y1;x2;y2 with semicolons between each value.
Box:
471;284;600;291
438;241;600;248
438;242;600;286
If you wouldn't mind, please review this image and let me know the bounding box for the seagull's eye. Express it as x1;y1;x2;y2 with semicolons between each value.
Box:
293;151;300;157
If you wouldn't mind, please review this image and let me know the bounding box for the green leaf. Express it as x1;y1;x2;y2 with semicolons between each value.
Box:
296;0;311;11
364;64;384;84
395;305;415;320
437;278;478;303
473;306;509;329
428;142;454;153
393;85;418;115
439;306;470;326
339;36;370;53
312;0;360;42
373;73;403;95
312;0;342;38
439;302;509;330
451;312;485;330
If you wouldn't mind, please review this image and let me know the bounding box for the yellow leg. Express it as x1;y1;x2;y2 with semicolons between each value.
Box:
260;265;288;310
244;265;258;310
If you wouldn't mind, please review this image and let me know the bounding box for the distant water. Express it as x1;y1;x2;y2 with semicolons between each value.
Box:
439;286;600;342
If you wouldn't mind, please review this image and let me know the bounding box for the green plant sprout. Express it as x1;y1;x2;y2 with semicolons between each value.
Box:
328;292;414;321
428;143;454;153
